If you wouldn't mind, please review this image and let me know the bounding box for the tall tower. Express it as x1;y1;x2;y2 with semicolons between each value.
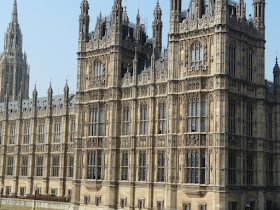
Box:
0;0;29;101
152;0;163;59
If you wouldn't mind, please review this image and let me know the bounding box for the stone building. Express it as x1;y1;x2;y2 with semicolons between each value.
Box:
0;0;279;209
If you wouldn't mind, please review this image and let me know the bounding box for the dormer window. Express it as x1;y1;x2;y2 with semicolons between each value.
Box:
191;42;203;67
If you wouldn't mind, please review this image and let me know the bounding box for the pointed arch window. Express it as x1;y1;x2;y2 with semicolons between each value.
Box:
140;105;148;135
191;42;203;67
94;61;103;81
159;103;166;134
123;106;130;136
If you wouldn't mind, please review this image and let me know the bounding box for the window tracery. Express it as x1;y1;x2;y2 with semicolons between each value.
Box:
191;42;203;67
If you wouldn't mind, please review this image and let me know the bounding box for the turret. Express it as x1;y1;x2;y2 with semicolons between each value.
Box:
133;47;138;83
78;0;90;51
152;0;163;59
253;0;265;35
273;57;280;86
134;10;141;43
32;85;38;113
47;83;53;111
237;0;246;21
123;6;129;25
169;0;181;33
96;12;103;40
215;0;229;25
111;0;123;45
64;80;69;106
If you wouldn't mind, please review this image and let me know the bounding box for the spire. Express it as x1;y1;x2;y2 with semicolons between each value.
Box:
153;0;163;59
123;6;129;24
136;9;141;25
274;57;279;72
11;0;18;24
134;10;141;43
274;56;280;86
32;84;37;98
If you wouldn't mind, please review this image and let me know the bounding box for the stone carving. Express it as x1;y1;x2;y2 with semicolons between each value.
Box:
21;145;29;153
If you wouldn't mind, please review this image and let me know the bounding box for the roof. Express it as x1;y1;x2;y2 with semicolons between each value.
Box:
0;94;75;113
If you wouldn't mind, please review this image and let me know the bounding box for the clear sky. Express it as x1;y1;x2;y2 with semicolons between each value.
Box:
0;0;279;97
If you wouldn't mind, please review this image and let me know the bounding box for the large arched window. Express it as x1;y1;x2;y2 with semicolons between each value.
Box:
191;42;203;67
94;61;103;81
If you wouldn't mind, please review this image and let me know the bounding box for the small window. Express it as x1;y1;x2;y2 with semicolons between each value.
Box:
21;156;28;176
6;186;11;196
138;199;144;210
23;124;30;144
69;156;74;178
20;187;26;196
95;196;101;206
157;201;164;210
183;203;190;210
199;204;207;210
54;122;61;143
84;196;90;205
51;188;57;196
38;123;45;144
229;202;237;210
120;198;127;208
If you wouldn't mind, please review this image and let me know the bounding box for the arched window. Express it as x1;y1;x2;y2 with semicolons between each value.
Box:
94;61;103;81
246;50;253;82
123;106;130;135
191;42;203;67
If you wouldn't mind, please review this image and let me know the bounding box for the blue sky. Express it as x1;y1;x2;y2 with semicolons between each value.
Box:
0;0;279;97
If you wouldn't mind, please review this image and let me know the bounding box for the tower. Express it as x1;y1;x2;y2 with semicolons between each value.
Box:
253;0;265;34
152;0;163;59
0;0;29;101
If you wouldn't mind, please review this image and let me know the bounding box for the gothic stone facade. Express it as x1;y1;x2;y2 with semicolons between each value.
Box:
0;0;279;210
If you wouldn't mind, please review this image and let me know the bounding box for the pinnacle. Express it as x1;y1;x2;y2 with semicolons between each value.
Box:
11;0;18;24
